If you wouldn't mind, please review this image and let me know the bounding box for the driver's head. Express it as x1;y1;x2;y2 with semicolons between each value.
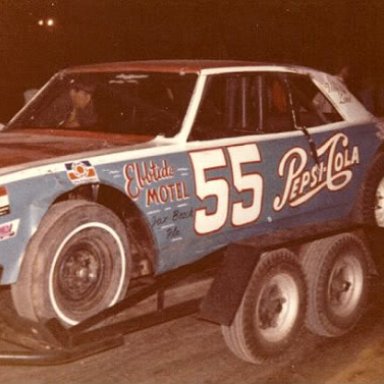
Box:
69;81;95;109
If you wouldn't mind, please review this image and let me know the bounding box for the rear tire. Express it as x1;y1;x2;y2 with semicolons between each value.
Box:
361;152;384;227
221;249;306;364
11;200;131;326
300;233;369;337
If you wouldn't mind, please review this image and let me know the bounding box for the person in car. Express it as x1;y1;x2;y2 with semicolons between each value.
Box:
61;80;97;128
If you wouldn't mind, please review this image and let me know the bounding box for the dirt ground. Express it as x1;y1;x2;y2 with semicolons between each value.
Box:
1;274;384;384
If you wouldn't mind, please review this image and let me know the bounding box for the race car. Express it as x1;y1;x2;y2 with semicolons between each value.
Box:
0;60;382;342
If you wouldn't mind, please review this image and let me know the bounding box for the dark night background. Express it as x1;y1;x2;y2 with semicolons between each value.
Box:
1;0;384;122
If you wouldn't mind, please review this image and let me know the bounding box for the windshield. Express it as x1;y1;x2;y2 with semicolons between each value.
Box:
7;71;197;138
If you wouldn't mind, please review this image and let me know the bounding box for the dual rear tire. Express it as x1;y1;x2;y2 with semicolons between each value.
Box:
221;249;306;364
222;232;370;364
300;232;369;337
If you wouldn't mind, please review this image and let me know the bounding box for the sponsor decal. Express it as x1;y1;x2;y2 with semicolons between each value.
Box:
189;136;359;236
0;186;10;216
65;160;99;185
318;74;352;105
274;133;359;210
0;219;20;241
150;207;193;228
148;206;192;241
124;159;190;206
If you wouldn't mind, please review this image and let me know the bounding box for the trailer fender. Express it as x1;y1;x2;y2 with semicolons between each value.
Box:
199;243;261;325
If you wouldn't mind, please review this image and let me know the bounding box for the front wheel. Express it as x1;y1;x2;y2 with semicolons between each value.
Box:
221;249;306;364
11;200;131;326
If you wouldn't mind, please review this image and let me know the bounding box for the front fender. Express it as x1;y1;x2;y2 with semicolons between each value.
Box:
0;171;72;284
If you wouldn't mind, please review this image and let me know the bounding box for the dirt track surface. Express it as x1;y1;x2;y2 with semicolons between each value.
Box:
1;277;384;383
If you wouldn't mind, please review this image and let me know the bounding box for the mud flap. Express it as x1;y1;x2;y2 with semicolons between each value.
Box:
199;243;261;325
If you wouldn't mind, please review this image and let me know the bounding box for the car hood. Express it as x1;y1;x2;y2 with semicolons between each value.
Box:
0;129;158;169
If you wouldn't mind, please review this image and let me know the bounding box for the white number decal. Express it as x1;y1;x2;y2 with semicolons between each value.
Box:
228;144;263;226
190;144;263;234
189;149;229;235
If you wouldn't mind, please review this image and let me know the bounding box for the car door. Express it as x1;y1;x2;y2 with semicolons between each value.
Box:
185;71;321;252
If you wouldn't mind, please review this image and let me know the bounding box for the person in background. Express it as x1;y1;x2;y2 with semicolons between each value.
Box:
335;64;351;85
358;74;376;114
333;63;380;115
353;67;384;116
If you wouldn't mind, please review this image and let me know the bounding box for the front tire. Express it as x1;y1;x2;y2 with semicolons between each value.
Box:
11;200;131;326
221;249;306;364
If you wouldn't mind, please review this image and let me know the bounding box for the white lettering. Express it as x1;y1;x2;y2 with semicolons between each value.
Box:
273;133;359;210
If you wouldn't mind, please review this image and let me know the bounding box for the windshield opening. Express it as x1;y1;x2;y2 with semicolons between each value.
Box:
7;72;197;138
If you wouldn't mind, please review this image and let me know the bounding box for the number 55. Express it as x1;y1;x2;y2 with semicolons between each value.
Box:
189;144;263;235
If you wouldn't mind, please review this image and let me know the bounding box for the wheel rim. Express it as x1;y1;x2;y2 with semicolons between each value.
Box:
255;273;299;343
49;222;126;325
374;178;384;227
327;253;363;318
57;240;106;302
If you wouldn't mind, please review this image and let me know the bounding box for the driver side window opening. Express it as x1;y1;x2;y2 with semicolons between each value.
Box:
191;74;263;140
190;72;344;141
190;72;296;140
